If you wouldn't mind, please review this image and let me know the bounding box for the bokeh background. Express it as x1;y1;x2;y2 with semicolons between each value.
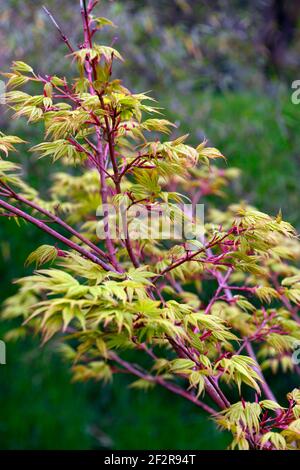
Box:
0;0;300;449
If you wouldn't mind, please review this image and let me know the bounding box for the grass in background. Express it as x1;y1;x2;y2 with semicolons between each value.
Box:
163;88;300;227
0;323;229;449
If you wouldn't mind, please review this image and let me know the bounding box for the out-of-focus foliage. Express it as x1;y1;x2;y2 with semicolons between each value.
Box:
1;0;300;93
161;89;300;227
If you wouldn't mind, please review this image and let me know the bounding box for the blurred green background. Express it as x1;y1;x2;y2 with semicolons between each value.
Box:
0;0;300;449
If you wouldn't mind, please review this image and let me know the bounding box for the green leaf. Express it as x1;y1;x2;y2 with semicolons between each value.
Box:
25;245;58;268
259;400;283;411
129;379;155;390
12;61;34;74
260;432;286;450
94;17;116;29
170;358;195;373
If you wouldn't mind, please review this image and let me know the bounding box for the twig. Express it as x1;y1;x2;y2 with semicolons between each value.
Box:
109;352;217;416
2;185;111;264
42;6;75;53
80;2;140;269
153;231;233;282
245;342;280;407
206;250;280;405
0;197;116;272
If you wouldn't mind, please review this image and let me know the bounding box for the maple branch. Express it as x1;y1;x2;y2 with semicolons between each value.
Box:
43;6;75;53
206;250;280;405
0;197;116;272
109;352;217;416
80;3;140;269
153;231;233;282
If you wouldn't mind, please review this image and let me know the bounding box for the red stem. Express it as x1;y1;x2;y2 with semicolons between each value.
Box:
80;3;140;268
109;352;217;416
0;197;116;272
12;192;109;262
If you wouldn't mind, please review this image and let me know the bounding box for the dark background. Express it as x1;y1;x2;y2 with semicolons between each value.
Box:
0;0;300;449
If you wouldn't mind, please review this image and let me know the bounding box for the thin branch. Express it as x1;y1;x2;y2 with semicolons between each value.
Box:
204;268;233;314
80;3;140;269
4;188;111;264
270;272;299;324
109;352;217;416
0;198;116;272
245;342;280;407
87;0;99;13
81;0;93;49
42;6;75;53
168;336;229;410
68;136;113;180
96;137;122;270
153;231;233;282
206;249;280;405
